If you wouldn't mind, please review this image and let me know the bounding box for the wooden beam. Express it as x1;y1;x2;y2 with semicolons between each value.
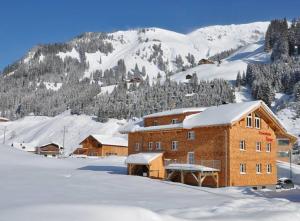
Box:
191;172;198;184
166;171;175;180
180;171;184;184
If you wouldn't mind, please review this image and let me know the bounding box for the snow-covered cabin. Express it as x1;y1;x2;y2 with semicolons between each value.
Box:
0;117;9;122
121;101;297;188
74;135;128;157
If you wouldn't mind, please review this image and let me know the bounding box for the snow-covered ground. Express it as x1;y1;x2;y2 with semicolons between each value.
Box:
0;145;300;221
0;111;127;154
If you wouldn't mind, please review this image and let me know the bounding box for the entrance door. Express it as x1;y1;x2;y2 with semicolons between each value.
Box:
187;152;195;164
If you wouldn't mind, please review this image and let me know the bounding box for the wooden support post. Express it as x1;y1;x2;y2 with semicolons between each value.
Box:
216;173;219;188
199;172;203;187
191;172;198;184
180;171;184;184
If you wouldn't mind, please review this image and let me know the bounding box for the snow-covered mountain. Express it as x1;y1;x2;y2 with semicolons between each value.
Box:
2;22;269;85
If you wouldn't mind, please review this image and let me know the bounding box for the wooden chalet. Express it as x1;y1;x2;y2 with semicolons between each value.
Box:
198;58;214;65
121;101;297;188
75;135;128;157
37;142;63;157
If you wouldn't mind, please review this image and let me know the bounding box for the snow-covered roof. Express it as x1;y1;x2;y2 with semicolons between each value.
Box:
143;107;206;118
122;101;292;135
39;142;63;148
183;100;287;131
166;163;219;172
84;134;128;147
126;152;163;165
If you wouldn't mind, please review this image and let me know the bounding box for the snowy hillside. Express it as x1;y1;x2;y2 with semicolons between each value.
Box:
171;40;271;82
0;111;127;154
1;145;300;221
4;22;269;85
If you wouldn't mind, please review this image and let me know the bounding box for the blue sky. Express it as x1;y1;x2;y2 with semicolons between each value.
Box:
1;0;300;70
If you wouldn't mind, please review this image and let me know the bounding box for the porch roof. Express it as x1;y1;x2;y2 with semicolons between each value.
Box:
126;152;163;165
165;163;219;172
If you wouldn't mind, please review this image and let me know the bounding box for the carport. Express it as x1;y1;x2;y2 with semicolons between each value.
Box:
126;152;165;179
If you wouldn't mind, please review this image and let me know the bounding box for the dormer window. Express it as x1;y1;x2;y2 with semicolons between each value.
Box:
255;114;261;129
246;114;252;128
171;119;178;124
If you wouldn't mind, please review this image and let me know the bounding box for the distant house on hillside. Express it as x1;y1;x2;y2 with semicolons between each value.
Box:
74;135;128;157
198;59;214;65
0;117;9;122
37;142;63;157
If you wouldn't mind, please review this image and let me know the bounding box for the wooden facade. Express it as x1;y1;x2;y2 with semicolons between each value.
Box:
37;143;62;157
76;135;128;157
125;103;297;188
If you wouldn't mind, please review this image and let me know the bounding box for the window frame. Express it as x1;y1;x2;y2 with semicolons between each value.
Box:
187;131;195;140
187;152;195;164
156;142;161;150
266;143;271;152
256;163;262;174
171;118;178;124
153;120;158;126
171;141;178;151
266;164;272;174
246;113;252;128
148;142;153;151
256;142;262;152
254;114;261;129
240;163;246;174
135;143;141;151
240;140;246;151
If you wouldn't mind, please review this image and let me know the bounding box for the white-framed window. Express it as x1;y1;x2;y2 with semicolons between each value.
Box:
246;113;252;127
266;143;271;152
156;142;161;150
148;142;153;150
187;131;195;140
256;142;261;152
267;164;272;174
135;143;141;151
240;163;246;174
240;140;246;151
256;163;262;174
171;141;178;151
187;152;195;164
254;114;261;129
171;119;178;124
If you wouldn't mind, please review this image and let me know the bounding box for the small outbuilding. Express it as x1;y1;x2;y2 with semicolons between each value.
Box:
76;135;128;157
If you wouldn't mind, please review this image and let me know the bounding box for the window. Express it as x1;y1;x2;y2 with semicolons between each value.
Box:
256;142;261;152
277;139;289;146
156;142;161;150
254;114;261;129
171;141;178;151
187;152;195;164
148;142;153;150
267;164;272;174
187;131;195;140
256;163;262;174
153;120;158;126
240;140;246;151
135;143;141;151
246;114;252;127
171;119;178;124
240;163;246;174
266;143;271;152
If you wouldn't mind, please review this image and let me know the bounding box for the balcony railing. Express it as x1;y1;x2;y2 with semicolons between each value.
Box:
164;159;221;170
